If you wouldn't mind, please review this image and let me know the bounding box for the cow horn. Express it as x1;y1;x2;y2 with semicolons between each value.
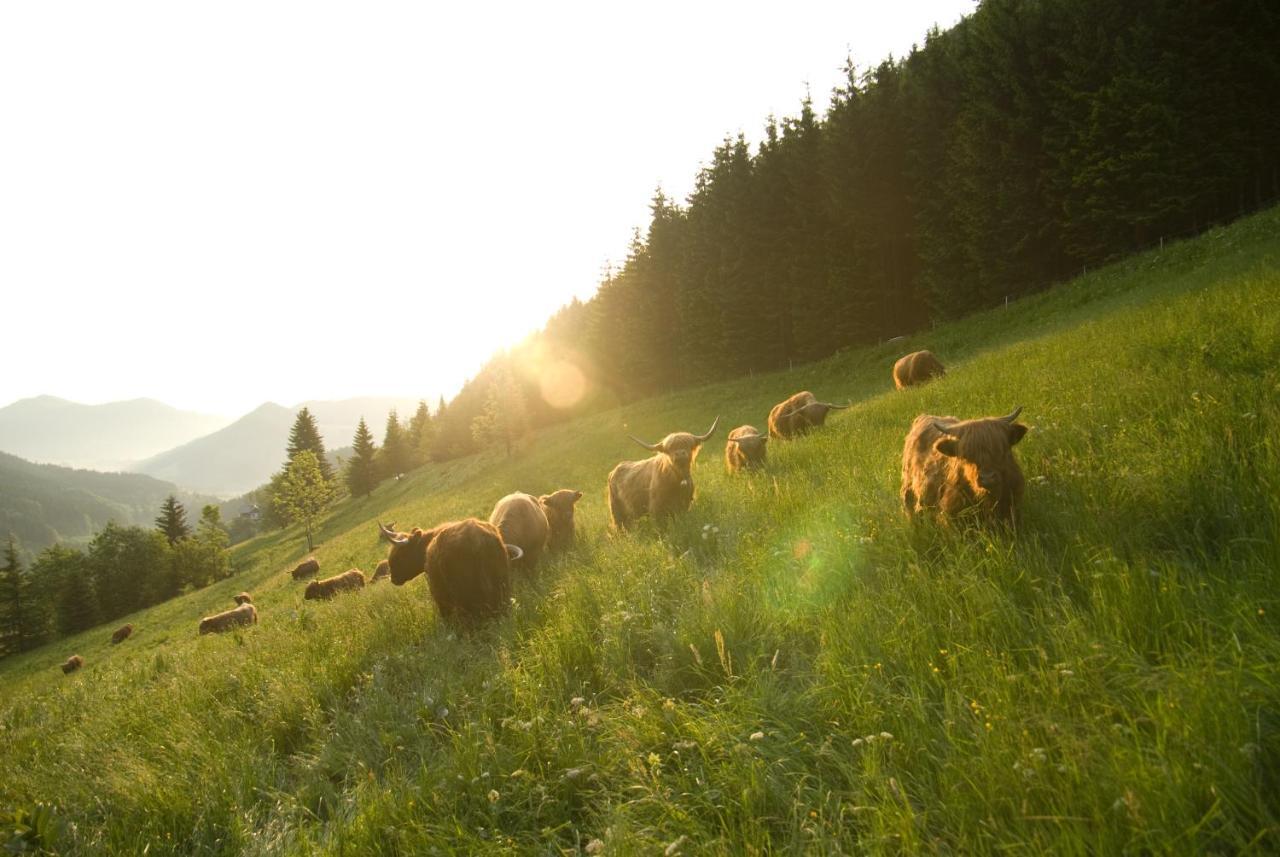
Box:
693;416;720;443
820;401;852;410
931;420;958;437
999;406;1023;423
378;521;409;544
505;544;524;562
629;435;663;452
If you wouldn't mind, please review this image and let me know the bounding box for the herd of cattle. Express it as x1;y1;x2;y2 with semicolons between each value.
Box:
58;349;1030;670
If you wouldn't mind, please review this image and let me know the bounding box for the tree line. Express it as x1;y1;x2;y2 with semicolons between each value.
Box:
0;499;230;656
415;0;1279;460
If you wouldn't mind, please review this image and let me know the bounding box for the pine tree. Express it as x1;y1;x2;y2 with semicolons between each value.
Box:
407;400;435;467
378;410;413;478
286;407;334;483
155;495;191;545
345;417;381;498
273;451;335;551
0;535;30;656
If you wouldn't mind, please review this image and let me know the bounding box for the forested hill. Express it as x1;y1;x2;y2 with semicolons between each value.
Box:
425;0;1280;461
0;452;216;559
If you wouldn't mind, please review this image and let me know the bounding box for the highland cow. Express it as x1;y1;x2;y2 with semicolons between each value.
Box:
539;489;583;551
372;559;391;582
110;623;134;644
893;350;946;390
489;493;550;571
606;418;719;529
199;602;258;635
233;592;253;605
725;425;768;473
290;557;320;580
768;392;849;440
61;654;84;674
901;406;1028;526
304;569;367;600
379;519;521;623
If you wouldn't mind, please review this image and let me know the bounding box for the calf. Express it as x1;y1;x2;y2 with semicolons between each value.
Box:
199;602;258;635
901;406;1028;526
893;350;946;390
768;392;848;439
606;418;718;529
724;425;768;473
379;519;521;623
539;489;583;551
305;569;367;600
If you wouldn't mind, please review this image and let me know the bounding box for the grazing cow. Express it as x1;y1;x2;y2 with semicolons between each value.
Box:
372;559;391;582
539;489;583;551
305;569;367;600
724;425;768;473
61;654;84;674
199;602;258;635
379;519;521;623
110;624;133;644
901;406;1028;526
607;418;719;529
233;592;253;605
489;493;550;571
768;392;849;440
893;350;946;390
291;557;320;580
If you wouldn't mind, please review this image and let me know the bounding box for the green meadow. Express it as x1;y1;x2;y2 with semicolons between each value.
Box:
2;208;1278;854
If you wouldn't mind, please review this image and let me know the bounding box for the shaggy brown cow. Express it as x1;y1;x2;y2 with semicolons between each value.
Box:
372;559;391;582
540;489;583;551
379;519;521;623
305;569;367;600
61;654;84;674
110;624;133;644
290;557;320;580
607;418;719;529
233;592;253;605
768;392;849;440
725;425;768;473
199;602;258;635
901;406;1028;526
489;493;550;570
893;350;946;390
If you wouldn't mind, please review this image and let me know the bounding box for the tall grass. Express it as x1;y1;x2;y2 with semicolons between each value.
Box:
2;208;1278;854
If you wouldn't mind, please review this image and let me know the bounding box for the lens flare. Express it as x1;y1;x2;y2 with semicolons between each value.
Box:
540;360;586;410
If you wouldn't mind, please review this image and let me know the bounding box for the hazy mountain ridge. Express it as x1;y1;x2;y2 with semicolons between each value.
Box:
0;395;229;471
0;450;218;559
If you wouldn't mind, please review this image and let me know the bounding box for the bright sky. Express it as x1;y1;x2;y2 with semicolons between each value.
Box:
1;1;974;418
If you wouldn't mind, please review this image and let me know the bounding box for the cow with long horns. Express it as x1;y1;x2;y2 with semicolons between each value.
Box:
379;519;521;623
901;407;1029;526
893;350;946;390
724;425;768;473
606;417;718;529
768;392;849;440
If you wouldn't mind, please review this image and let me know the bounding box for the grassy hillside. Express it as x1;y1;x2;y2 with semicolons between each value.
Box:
1;208;1277;854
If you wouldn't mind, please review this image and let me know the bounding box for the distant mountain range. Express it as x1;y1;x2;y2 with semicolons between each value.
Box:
131;397;425;497
0;396;229;472
0;450;219;558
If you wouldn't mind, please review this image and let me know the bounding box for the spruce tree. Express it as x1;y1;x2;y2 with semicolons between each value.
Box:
378;410;413;478
407;400;434;467
286;407;334;483
345;417;381;498
0;535;28;656
155;495;191;545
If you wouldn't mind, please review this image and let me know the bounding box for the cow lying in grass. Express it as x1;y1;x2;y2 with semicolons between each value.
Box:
372;559;391;582
607;418;718;529
61;654;84;674
380;520;521;623
199;602;258;635
110;624;133;644
893;349;946;389
768;392;848;439
305;569;367;600
901;406;1028;526
725;425;768;473
233;592;253;605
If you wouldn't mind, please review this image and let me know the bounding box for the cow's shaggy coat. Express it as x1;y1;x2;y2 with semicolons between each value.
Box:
540;489;583;551
380;519;520;623
901;407;1028;526
110;624;133;644
305;569;367;600
893;350;946;390
768;392;848;439
233;592;253;605
725;425;768;473
489;493;550;570
61;654;84;674
290;558;320;580
372;559;391;582
607;418;718;529
199;602;258;635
